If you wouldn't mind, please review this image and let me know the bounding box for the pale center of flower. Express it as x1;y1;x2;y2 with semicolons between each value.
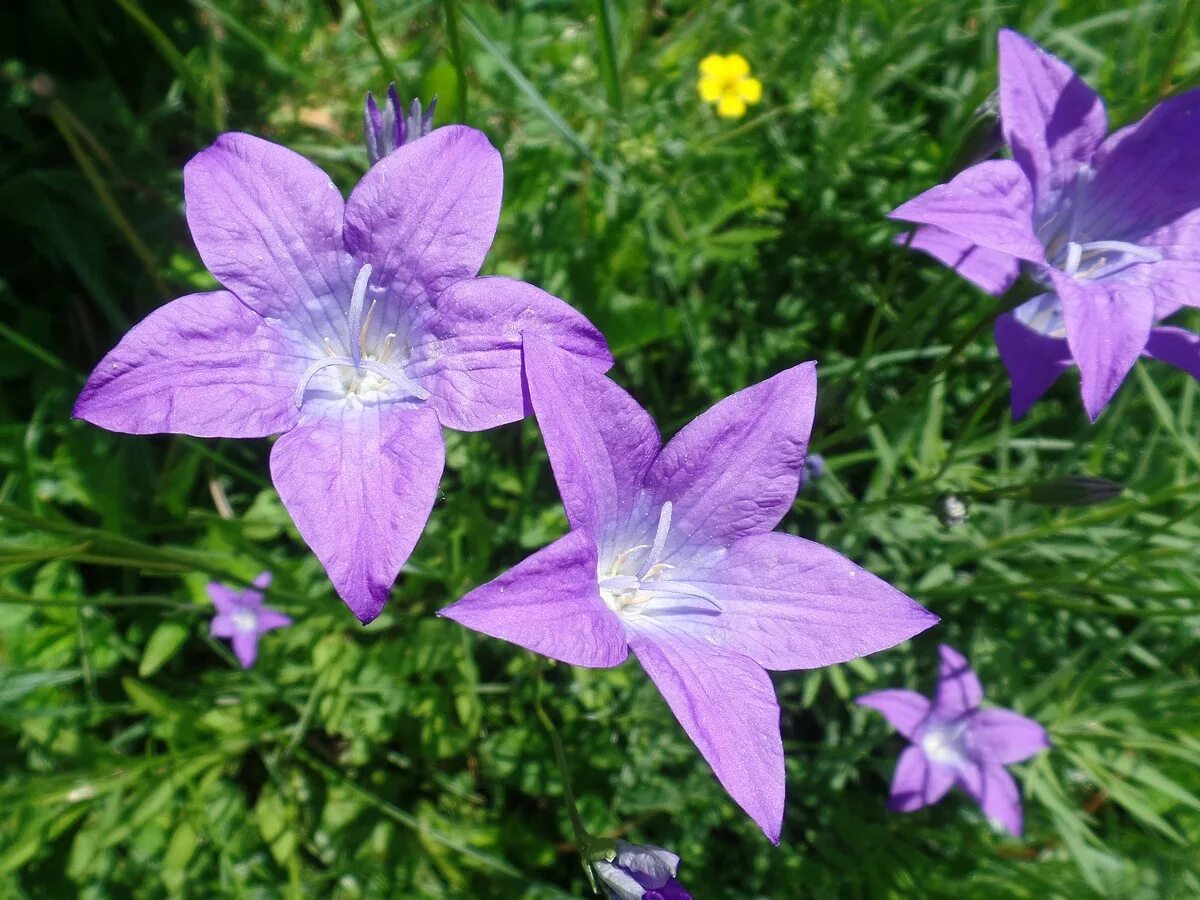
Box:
1012;293;1066;338
293;264;431;408
1034;169;1162;285
230;608;259;635
597;502;721;619
919;721;969;768
1046;237;1162;282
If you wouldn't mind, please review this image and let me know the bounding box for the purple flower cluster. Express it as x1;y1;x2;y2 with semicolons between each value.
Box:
79;21;1200;846
893;30;1200;420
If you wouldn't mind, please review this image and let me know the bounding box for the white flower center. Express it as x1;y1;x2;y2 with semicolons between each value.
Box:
597;502;721;619
919;721;969;767
231;608;259;635
293;263;430;407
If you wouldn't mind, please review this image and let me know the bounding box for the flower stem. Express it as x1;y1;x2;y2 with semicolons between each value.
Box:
353;0;394;83
534;673;599;893
440;0;470;121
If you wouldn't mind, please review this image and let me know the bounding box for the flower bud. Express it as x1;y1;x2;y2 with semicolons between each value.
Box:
592;840;692;900
1022;475;1123;507
364;85;437;164
936;494;969;528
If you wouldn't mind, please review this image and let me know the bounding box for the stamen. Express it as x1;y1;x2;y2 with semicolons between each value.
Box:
358;298;378;350
293;356;431;408
637;502;673;580
598;575;640;592
379;332;398;363
356;359;431;401
611;544;651;575
323;337;337;358
346;264;373;368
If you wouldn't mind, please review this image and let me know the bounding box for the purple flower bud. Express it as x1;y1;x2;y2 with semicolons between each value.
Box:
798;451;826;489
592;841;692;900
364;84;438;164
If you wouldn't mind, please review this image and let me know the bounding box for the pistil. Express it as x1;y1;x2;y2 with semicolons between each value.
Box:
293;264;429;407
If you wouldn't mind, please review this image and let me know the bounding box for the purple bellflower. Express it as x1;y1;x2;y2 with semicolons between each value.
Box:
593;841;692;900
208;572;292;668
364;85;436;164
891;30;1200;421
74;128;611;623
857;644;1050;836
441;337;938;841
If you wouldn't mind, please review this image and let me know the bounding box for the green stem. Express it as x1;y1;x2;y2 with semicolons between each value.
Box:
353;0;394;83
441;0;469;121
593;0;622;114
534;675;598;893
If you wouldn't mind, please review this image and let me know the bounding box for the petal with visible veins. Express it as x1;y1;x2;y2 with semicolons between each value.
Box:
409;277;613;432
647;363;817;559
270;406;444;623
439;529;627;668
681;532;938;670
629;626;784;843
73;291;305;438
889;160;1044;264
184;133;352;337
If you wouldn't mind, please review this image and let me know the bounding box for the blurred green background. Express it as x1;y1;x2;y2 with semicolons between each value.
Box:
2;1;1200;896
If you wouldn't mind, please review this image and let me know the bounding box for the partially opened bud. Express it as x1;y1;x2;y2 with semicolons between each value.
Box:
364;85;437;164
592;840;692;900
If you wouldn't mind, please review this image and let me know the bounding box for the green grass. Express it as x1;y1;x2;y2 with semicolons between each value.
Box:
2;0;1199;896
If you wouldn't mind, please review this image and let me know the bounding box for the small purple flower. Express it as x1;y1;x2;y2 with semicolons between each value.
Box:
593;841;691;900
74;128;611;623
208;572;292;668
857;644;1050;836
891;30;1200;421
441;337;938;841
364;85;436;163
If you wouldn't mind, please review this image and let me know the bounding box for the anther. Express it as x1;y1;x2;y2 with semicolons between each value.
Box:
637;502;673;580
358;298;378;350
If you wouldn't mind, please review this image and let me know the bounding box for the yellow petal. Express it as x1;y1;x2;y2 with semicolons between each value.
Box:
717;94;747;119
699;54;728;77
698;76;724;102
724;54;750;78
737;77;763;103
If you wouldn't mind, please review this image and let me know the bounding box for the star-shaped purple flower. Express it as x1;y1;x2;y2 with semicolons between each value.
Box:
74;127;611;622
440;337;938;841
891;29;1200;421
593;841;691;900
208;572;292;668
857;644;1050;836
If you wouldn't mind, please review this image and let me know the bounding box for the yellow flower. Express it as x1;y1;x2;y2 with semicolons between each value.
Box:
697;53;762;119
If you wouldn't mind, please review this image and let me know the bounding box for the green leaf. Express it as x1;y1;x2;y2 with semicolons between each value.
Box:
138;622;190;677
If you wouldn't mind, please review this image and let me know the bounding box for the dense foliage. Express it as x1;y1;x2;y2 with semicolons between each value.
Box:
2;1;1198;896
